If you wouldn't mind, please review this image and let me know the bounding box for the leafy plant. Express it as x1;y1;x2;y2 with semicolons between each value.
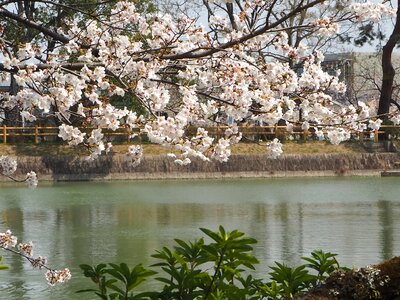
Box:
255;280;283;300
152;226;260;300
151;239;206;300
301;249;342;284
78;263;156;299
77;228;348;300
269;262;315;298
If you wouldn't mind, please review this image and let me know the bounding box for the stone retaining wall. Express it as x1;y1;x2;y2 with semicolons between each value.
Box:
7;153;400;181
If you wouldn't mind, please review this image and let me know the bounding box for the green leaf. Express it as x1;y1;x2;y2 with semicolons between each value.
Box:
200;227;222;243
106;283;125;295
106;268;126;283
76;288;98;294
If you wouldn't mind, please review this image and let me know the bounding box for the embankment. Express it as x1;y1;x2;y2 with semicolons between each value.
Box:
7;152;400;181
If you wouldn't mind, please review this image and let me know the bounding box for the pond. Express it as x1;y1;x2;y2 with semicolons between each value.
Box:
0;177;400;299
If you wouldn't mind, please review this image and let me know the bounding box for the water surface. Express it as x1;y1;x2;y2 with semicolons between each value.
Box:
0;177;399;299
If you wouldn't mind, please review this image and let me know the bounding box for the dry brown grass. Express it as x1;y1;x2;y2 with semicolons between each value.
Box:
0;141;366;157
232;141;365;155
281;141;366;154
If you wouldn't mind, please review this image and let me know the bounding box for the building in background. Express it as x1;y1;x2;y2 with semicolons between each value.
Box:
323;52;400;105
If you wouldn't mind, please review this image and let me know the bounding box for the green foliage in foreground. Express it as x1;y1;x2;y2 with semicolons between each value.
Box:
0;256;8;271
78;226;343;300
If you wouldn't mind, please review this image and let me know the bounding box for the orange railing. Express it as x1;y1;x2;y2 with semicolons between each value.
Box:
0;125;398;144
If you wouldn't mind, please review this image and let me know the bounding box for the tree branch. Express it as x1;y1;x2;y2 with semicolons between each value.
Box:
0;8;91;48
162;0;324;60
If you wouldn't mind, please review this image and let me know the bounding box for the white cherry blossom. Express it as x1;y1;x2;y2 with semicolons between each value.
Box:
26;171;38;189
0;156;17;176
368;119;383;131
266;138;283;158
125;145;143;168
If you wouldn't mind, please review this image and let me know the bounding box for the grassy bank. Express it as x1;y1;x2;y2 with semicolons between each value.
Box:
0;141;367;157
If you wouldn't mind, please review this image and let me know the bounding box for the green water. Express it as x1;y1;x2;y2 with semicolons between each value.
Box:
0;177;400;299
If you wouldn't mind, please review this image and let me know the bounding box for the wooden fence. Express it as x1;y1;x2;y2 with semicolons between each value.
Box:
0;126;140;144
0;125;398;144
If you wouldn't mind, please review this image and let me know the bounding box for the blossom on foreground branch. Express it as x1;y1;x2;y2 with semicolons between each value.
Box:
0;0;397;165
0;230;71;286
0;156;38;188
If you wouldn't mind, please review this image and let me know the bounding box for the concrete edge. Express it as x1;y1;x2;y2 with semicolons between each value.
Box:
26;169;385;182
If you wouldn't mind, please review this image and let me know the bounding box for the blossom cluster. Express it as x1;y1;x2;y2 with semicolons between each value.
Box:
311;18;339;36
26;171;38;189
349;3;396;22
0;156;17;176
0;156;38;188
125;145;143;168
266;138;283;158
327;128;352;145
0;0;395;166
0;230;71;286
45;269;72;286
0;230;17;248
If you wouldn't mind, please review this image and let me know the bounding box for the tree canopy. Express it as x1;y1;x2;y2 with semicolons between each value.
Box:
0;0;398;165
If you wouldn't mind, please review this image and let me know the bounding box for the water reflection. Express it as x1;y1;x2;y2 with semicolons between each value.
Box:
0;178;400;299
378;200;394;260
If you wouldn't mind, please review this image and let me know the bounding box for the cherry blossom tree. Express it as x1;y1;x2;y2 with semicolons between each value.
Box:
0;0;397;167
0;0;154;126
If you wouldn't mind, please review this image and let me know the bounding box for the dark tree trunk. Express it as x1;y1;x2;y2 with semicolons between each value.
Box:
4;75;21;127
377;0;400;118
